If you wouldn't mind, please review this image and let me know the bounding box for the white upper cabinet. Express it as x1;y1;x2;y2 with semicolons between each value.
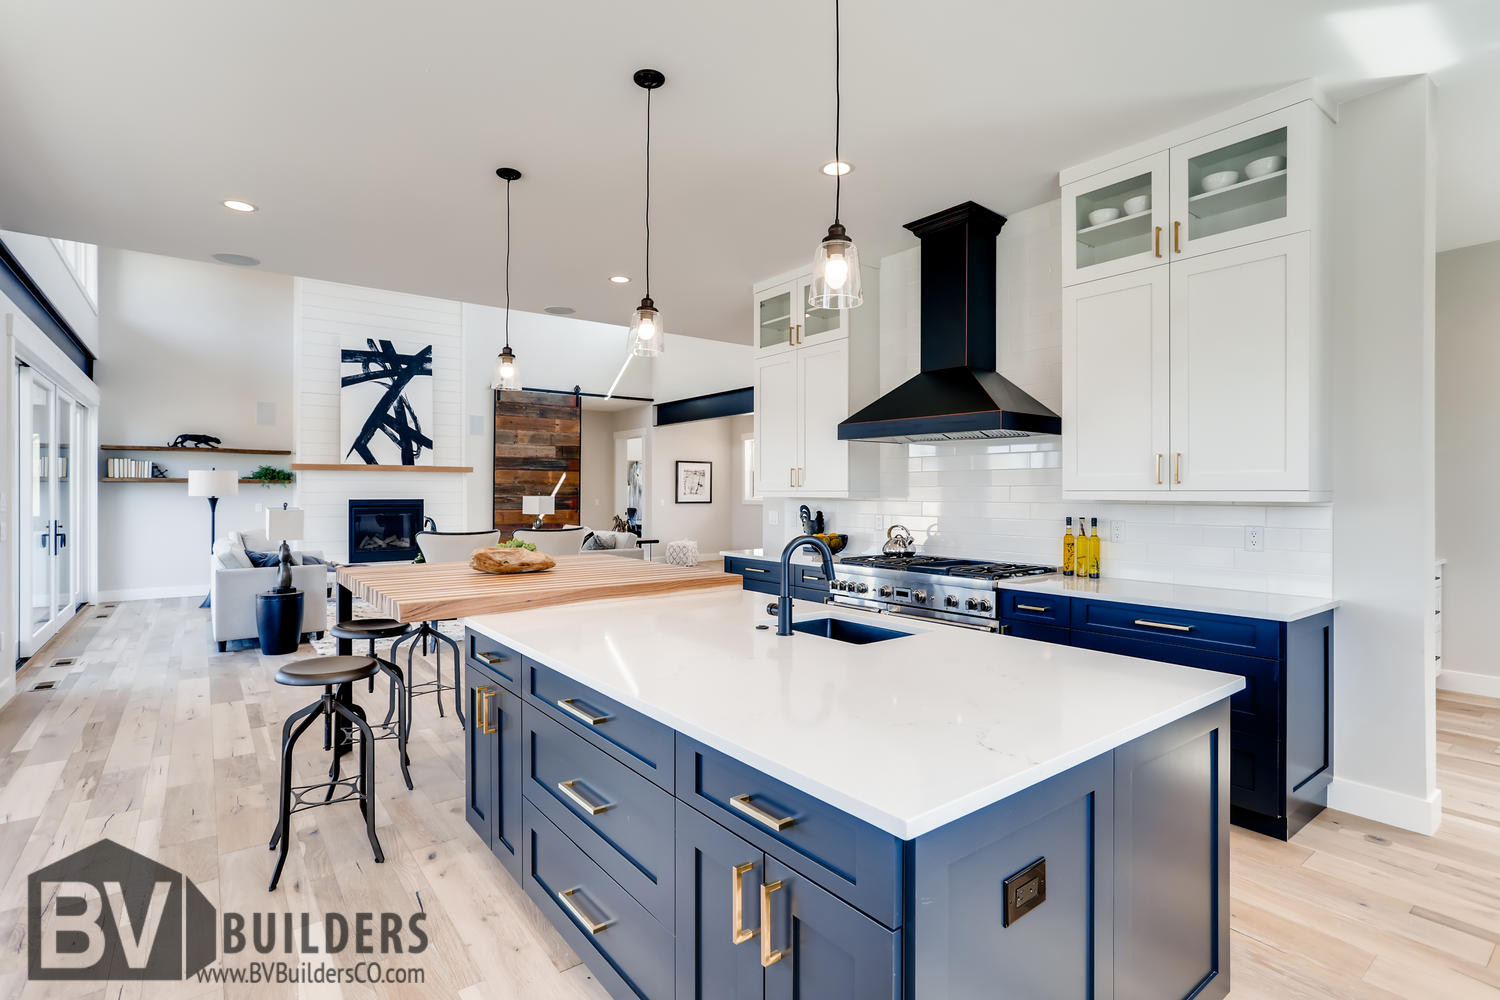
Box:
1060;91;1331;501
1062;152;1170;286
754;273;849;359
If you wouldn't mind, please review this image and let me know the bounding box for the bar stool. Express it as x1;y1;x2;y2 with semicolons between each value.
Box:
269;655;383;890
413;529;502;728
328;618;414;786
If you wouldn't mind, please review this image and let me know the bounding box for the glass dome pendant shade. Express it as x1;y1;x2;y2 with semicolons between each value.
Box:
492;344;519;390
809;221;862;309
628;296;664;357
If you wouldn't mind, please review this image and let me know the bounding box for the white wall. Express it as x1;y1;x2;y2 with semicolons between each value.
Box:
579;408;615;528
1325;78;1441;834
763;202;1334;597
728;413;759;550
650;415;738;558
1436;240;1500;697
651;336;754;403
1;230;99;355
96;250;294;599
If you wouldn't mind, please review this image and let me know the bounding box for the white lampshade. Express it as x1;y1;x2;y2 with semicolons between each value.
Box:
265;505;305;542
187;468;240;498
522;495;556;517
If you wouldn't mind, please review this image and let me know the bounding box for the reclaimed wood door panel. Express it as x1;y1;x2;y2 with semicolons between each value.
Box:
495;390;581;536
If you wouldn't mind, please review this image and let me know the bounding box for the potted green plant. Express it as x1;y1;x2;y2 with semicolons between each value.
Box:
247;465;295;486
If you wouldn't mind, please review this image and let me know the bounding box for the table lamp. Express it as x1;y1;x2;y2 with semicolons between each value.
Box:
522;495;555;530
188;468;239;607
265;503;305;594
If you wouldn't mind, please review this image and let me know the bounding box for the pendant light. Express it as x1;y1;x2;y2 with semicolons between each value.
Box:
491;166;522;390
809;0;862;310
628;69;666;357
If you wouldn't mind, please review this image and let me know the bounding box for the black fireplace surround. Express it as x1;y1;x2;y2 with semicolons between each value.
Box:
348;499;424;563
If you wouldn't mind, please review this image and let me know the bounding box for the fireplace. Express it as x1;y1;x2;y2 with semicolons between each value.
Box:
348;499;425;563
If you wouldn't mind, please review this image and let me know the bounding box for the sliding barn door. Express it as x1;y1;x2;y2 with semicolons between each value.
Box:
493;390;581;537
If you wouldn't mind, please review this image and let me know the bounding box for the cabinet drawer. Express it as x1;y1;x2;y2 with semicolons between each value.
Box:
999;590;1071;625
465;628;523;692
1002;621;1070;645
1229;734;1282;818
1070;599;1281;659
524;707;675;925
788;563;830;592
523;802;672;1000
525;662;674;791
725;554;778;586
676;736;902;929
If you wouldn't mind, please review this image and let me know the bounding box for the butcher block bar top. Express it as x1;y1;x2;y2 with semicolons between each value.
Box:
335;553;740;623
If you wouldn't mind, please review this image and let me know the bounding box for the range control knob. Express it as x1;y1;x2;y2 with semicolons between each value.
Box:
979;599;994;613
912;590;927;604
966;597;980;611
879;586;893;598
945;594;959;608
855;583;869;594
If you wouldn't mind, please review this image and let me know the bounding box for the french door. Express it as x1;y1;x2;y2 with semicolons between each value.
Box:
18;367;84;657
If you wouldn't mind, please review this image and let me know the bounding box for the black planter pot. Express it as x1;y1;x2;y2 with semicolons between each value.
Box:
256;590;304;655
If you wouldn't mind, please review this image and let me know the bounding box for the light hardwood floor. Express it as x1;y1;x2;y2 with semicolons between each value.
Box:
1;598;1497;998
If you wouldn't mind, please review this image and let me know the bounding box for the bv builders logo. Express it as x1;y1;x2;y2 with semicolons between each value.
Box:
28;839;215;980
29;839;428;984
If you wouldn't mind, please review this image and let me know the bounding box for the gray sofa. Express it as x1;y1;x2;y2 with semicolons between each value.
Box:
210;530;329;651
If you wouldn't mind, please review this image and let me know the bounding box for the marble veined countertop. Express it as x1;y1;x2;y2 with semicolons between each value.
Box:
466;589;1241;839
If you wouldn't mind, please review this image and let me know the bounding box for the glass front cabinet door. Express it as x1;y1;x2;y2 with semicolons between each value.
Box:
1168;105;1312;260
794;273;849;348
756;280;796;357
1062;152;1170;286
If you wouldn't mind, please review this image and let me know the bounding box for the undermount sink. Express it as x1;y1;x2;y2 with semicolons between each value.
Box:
789;617;912;644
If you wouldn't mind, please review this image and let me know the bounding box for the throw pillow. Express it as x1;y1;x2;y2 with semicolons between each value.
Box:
245;550;281;568
580;532;616;551
212;539;253;570
296;553;326;565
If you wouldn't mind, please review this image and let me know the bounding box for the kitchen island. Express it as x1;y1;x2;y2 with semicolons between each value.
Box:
461;588;1242;1000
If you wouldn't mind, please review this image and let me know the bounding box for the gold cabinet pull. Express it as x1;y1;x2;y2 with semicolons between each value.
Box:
477;650;508;666
1173;220;1182;253
557;779;609;815
731;862;757;945
482;689;499;734
475;686;493;733
1016;604;1050;613
1154;225;1162;258
730;793;795;832
1173;452;1182;484
759;879;786;967
1134;619;1193;632
1155;453;1163;485
788;325;794;347
795;323;803;345
556;697;608;726
999;624;1011;636
557;887;610;935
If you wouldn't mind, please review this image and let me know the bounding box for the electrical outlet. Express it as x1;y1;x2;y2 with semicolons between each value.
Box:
1110;520;1125;543
254;502;264;514
768;509;780;527
1245;526;1264;552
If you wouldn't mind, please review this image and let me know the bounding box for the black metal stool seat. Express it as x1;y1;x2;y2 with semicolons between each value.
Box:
330;618;409;641
269;655;382;890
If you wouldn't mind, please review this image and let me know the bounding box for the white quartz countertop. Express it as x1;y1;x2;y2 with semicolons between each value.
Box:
465;589;1242;839
1000;575;1338;622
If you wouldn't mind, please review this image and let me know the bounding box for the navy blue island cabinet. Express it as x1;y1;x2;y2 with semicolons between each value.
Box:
463;625;1234;1000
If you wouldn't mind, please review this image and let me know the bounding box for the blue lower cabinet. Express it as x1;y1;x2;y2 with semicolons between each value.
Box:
674;802;767;1000
762;855;901;1000
523;801;673;1000
465;663;521;878
1001;620;1070;644
525;661;676;791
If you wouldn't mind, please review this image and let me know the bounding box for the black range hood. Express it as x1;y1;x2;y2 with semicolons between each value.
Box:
837;202;1061;443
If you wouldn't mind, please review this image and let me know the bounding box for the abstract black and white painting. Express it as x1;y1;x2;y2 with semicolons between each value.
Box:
674;460;712;503
340;338;434;466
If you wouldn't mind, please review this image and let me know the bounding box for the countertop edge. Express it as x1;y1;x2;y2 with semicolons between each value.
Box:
465;611;1244;840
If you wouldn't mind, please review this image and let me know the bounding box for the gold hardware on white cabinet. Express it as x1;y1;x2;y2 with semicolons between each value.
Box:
730;793;796;831
788;326;794;347
1155;453;1163;485
557;779;609;815
759;879;786;967
731;862;757;945
1154;226;1162;258
1173;452;1182;485
1134;619;1193;632
789;467;794;488
556;698;608;726
1173;220;1182;254
1016;604;1049;613
795;323;803;345
557;887;609;934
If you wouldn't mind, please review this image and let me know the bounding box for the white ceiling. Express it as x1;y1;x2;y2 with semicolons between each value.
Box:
2;1;1498;344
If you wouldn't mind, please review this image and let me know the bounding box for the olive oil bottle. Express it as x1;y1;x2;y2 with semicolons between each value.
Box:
1062;517;1076;576
1088;516;1101;579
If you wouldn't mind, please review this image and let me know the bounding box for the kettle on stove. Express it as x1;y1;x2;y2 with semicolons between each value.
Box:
882;524;916;556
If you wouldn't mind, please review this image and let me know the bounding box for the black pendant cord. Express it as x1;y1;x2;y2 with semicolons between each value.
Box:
644;85;652;300
504;175;512;351
833;0;841;226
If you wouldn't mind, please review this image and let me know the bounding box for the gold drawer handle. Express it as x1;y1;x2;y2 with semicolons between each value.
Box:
556;697;608;726
1134;619;1193;633
730;793;795;832
1154;225;1162;258
760;879;786;967
477;651;508;665
731;862;757;945
1174;452;1182;485
557;779;609;816
1155;452;1163;485
557;887;610;935
1015;604;1050;613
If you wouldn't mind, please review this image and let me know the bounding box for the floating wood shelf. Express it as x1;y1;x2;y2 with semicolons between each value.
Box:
101;477;288;484
290;463;473;473
101;445;293;455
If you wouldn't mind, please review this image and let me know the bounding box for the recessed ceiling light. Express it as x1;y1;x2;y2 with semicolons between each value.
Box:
544;306;576;315
212;252;260;267
222;199;257;213
821;160;852;176
609;275;631;284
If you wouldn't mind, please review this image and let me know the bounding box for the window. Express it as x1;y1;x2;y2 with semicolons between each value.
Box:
741;435;760;503
50;239;98;307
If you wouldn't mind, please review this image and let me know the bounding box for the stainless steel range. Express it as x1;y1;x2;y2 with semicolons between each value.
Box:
829;554;1055;630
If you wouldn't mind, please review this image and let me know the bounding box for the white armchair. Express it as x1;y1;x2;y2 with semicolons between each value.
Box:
210;535;329;650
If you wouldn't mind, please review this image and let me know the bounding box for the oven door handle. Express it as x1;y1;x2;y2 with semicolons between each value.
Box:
883;607;999;632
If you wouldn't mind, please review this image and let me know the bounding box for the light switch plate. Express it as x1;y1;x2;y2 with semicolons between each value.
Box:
1003;857;1046;927
1110;520;1125;543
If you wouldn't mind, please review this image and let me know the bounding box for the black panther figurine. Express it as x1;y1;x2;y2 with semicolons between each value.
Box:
171;433;222;449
